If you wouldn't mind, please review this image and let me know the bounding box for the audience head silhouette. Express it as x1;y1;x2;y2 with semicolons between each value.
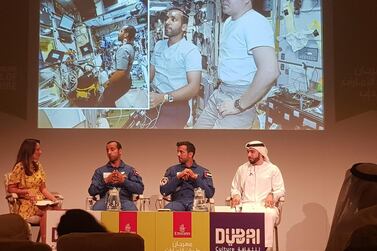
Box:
325;162;377;251
57;209;107;237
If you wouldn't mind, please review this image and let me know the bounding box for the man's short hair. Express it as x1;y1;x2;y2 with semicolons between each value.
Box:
106;140;122;149
123;25;136;41
176;141;195;156
167;7;189;25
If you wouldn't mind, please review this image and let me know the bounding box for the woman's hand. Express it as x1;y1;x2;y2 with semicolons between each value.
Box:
25;190;37;204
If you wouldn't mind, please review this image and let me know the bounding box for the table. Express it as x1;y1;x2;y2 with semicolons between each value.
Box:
43;210;265;251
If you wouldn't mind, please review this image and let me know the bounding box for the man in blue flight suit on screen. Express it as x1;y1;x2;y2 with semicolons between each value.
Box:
160;141;215;211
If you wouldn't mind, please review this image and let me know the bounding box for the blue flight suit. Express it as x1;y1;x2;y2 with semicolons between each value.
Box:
160;162;215;211
88;161;144;211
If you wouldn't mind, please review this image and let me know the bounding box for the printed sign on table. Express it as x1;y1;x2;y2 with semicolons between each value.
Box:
156;212;209;251
210;212;265;251
119;211;138;233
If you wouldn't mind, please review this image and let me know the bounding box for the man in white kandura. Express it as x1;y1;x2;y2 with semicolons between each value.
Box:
230;140;285;251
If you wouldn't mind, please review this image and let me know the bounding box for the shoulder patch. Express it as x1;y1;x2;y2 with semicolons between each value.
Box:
132;168;140;176
204;171;212;178
160;177;169;186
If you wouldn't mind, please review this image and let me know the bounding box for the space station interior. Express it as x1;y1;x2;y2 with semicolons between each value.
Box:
38;0;323;129
269;0;323;130
38;0;148;112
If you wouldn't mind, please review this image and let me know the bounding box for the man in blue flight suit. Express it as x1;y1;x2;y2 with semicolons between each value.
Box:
160;141;215;211
88;140;144;210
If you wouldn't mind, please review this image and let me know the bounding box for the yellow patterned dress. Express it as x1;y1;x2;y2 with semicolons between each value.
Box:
8;162;46;220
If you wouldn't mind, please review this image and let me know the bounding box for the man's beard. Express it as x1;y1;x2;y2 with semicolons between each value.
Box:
179;158;185;164
109;156;119;163
249;154;261;164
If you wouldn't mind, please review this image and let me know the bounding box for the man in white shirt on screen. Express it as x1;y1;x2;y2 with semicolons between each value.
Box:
149;7;202;128
230;140;285;250
194;0;279;129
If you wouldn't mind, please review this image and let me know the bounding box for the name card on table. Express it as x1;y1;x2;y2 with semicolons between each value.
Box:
210;212;265;251
156;212;209;251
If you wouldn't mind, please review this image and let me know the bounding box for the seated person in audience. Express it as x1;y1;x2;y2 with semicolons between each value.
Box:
344;224;377;251
88;140;144;210
326;163;377;251
230;140;285;251
160;141;215;211
7;138;61;224
57;209;107;237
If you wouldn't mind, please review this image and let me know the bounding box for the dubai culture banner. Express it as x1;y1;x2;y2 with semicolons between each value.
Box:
210;213;265;251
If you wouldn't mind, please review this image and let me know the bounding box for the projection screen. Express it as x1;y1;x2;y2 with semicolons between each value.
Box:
38;0;323;130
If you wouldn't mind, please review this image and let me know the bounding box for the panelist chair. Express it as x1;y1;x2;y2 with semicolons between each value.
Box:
4;173;64;242
273;196;285;251
86;194;150;211
225;196;285;251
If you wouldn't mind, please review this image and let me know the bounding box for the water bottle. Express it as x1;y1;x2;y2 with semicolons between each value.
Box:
106;187;121;211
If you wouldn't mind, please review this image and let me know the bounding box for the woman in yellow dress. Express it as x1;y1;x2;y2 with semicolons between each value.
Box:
8;138;60;224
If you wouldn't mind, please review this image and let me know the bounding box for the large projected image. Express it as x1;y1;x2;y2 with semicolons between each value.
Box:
38;0;323;130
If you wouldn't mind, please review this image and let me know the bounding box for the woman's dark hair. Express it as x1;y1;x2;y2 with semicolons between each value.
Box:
57;209;107;237
14;138;40;176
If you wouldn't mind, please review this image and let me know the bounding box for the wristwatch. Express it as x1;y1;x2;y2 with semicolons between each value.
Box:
163;93;174;103
234;99;246;112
